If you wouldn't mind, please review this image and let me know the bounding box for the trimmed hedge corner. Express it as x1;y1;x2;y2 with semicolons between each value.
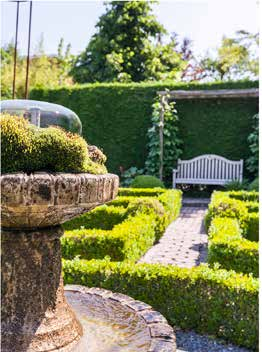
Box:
63;258;258;350
62;212;156;261
208;217;258;276
62;189;182;261
63;205;126;231
205;191;259;242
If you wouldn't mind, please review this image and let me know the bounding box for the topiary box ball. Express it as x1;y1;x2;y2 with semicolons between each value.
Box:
0;99;82;134
130;175;165;189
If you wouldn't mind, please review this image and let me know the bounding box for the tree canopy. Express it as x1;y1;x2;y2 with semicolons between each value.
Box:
71;1;188;83
184;31;259;81
1;36;74;99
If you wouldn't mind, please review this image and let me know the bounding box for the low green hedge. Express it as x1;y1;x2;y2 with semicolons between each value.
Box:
63;258;258;350
205;191;259;241
208;217;259;277
62;189;182;261
118;187;166;197
110;189;182;220
245;212;259;242
63;205;126;231
62;213;156;261
227;190;259;202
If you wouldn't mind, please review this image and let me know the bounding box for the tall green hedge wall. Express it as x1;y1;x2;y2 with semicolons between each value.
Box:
30;81;258;175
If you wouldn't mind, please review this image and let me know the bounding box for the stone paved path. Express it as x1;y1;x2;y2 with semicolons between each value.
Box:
140;203;252;352
139;206;208;267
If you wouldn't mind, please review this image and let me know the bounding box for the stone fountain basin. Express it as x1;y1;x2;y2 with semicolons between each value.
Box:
65;285;176;352
1;172;119;228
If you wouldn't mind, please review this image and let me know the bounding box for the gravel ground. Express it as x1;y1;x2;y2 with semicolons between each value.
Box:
175;329;251;352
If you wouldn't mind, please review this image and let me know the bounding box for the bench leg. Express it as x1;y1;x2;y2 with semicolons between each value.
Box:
173;173;176;189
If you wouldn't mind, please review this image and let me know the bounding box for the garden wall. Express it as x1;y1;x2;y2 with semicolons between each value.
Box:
30;81;258;175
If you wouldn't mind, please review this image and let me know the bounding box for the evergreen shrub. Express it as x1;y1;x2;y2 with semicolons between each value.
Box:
130;175;165;188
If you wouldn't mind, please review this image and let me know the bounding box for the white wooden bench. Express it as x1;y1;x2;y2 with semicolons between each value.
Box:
173;154;243;188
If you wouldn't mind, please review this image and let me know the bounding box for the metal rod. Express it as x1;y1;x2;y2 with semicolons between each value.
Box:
12;1;20;99
159;95;165;181
25;1;33;99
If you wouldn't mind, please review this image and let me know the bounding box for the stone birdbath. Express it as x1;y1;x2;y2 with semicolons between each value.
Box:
1;171;119;351
1;102;176;352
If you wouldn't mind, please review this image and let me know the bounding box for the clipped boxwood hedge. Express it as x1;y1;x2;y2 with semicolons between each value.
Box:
30;80;258;175
62;189;182;261
208;217;258;276
63;205;126;231
63;258;258;350
118;187;166;197
205;191;259;241
62;212;156;261
227;190;259;202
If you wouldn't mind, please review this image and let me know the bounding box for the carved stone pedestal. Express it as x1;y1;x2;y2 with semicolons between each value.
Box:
1;172;119;352
1;227;82;352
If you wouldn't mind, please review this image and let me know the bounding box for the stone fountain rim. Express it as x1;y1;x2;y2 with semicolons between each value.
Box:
0;171;117;177
1;171;119;229
65;285;176;352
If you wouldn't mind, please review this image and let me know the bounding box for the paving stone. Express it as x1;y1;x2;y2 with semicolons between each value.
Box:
139;205;208;268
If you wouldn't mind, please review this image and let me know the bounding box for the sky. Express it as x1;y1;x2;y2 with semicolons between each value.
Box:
0;0;259;58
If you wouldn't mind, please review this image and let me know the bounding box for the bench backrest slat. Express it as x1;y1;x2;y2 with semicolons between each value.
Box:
175;154;243;182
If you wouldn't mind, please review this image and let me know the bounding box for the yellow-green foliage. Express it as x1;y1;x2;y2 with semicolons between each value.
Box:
130;175;165;188
61;189;182;261
63;258;258;350
62;212;156;261
208;217;259;276
0;114;107;174
205;191;259;241
63;205;126;231
118;187;166;197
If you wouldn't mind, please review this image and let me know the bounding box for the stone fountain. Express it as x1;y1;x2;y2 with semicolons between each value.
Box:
1;101;176;352
1;172;119;351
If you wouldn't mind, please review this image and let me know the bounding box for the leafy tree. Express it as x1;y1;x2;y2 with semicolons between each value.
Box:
183;31;259;81
71;1;188;83
57;38;74;85
1;36;74;99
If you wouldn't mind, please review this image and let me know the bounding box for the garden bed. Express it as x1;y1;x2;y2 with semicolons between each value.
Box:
62;188;259;350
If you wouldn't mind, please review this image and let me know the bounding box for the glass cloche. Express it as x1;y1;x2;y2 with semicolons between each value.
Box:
0;99;82;134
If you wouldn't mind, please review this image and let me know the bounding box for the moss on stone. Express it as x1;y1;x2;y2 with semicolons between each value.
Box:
0;114;107;174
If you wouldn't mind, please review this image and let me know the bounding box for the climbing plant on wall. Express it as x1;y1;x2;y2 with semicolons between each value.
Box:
246;113;259;177
145;90;182;185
